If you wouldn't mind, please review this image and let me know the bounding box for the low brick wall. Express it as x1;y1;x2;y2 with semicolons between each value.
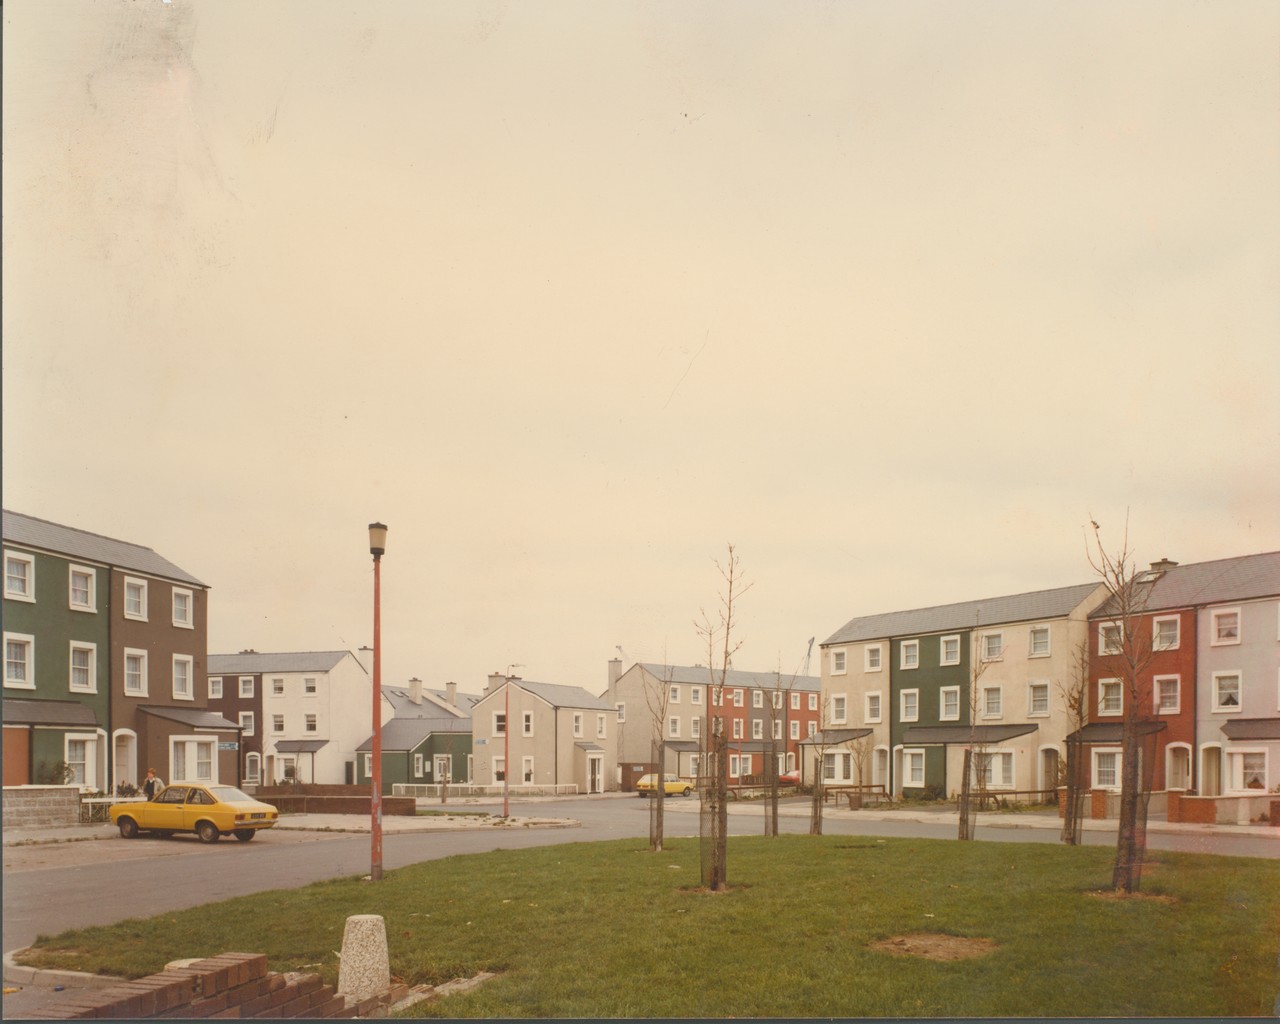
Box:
24;952;410;1020
3;786;81;829
1168;791;1279;825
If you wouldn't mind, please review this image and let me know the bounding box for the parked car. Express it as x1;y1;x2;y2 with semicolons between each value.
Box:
109;784;279;843
635;773;693;798
779;769;801;786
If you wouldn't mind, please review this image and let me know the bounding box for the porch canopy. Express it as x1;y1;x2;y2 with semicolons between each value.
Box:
901;724;1038;745
801;728;873;747
1063;721;1166;743
1220;718;1280;741
139;706;239;730
3;698;99;728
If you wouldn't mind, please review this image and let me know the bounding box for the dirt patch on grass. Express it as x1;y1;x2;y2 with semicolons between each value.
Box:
870;933;997;961
1089;889;1177;905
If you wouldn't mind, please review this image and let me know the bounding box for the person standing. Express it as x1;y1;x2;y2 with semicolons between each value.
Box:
142;768;164;799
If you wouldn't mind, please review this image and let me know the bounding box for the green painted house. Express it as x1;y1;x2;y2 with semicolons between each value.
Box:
356;717;472;793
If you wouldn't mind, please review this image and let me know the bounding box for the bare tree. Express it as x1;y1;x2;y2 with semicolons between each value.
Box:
763;664;800;837
639;661;675;852
695;544;751;892
807;694;844;835
1057;640;1091;845
1086;518;1159;893
957;627;996;841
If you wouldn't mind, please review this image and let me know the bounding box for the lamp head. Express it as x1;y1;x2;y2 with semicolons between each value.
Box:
368;522;388;558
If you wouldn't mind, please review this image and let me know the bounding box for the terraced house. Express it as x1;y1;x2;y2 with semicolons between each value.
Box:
3;510;238;792
355;678;481;793
820;582;1107;798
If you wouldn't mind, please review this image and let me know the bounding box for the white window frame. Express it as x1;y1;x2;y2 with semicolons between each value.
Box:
752;719;763;739
239;676;254;698
732;718;744;739
808;693;818;711
4;632;35;690
597;714;607;739
64;732;99;789
733;689;744;707
939;685;960;722
772;720;782;740
807;721;817;738
790;692;801;710
940;635;960;667
831;694;847;724
5;550;36;603
493;711;507;736
864;691;882;724
1211;608;1241;646
982;685;1003;720
172;654;194;701
729;755;741;779
1211;671;1242;713
68;564;96;612
303;677;317;696
691;687;702;705
572;712;583;737
363;753;373;777
1152;615;1180;651
69;641;97;694
670;684;681;704
905;747;926;787
1028;625;1051;658
493;756;506;782
973;750;1014;789
1027;681;1050;718
123;647;148;697
522;710;534;737
1154;675;1180;715
522;755;535;783
1098;621;1122;655
790;720;800;740
753;689;764;708
305;713;317;733
171;587;194;629
170;735;216;784
414;753;424;777
900;640;919;670
1225;748;1267;793
245;753;261;784
692;717;701;739
865;644;883;672
1092;747;1122;790
123;576;148;622
900;689;919;723
831;648;848;675
209;676;223;699
616;702;626;722
1097;678;1122;717
272;678;284;696
272;714;285;733
982;632;1004;662
239;711;255;736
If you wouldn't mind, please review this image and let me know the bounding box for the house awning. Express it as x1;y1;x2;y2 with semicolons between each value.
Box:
274;740;330;754
139;706;239;730
1220;718;1280;741
2;699;99;728
800;728;873;746
901;724;1039;745
1064;721;1166;743
664;741;702;753
574;742;605;752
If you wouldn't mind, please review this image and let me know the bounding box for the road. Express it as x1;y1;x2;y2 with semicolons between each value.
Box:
4;796;1275;955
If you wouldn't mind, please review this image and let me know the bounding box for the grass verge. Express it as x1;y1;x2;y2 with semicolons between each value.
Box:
17;835;1280;1017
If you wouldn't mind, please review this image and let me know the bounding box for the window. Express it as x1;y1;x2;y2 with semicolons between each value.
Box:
668;716;680;738
4;633;34;689
522;711;534;736
124;648;148;696
831;649;847;674
239;711;255;736
616;702;626;722
304;677;317;695
272;714;284;733
741;755;752;777
5;551;35;602
790;692;801;710
209;676;223;699
732;719;744;739
1029;626;1051;658
1028;682;1050;717
729;755;740;779
973;751;1014;788
522;756;535;783
790;720;800;740
305;713;317;733
1098;622;1122;655
982;633;1004;661
69;642;97;693
1227;750;1267;792
864;692;882;724
808;693;818;711
493;756;506;782
1211;608;1241;645
65;737;89;786
245;753;261;784
772;720;782;739
733;689;744;707
239;676;254;698
940;686;960;721
982;686;1002;719
272;678;284;695
1098;679;1122;716
1153;616;1180;651
171;737;215;783
752;719;763;739
173;655;194;700
772;691;783;710
900;640;919;670
940;635;960;666
865;644;883;672
807;721;817;738
493;712;506;736
670;685;680;704
753;690;764;708
901;689;919;722
414;753;424;777
823;752;853;783
712;689;722;706
692;717;701;739
1093;749;1121;789
691;687;702;705
69;565;96;612
124;577;148;621
573;712;583;737
597;714;607;738
1212;672;1241;712
832;694;847;724
172;588;193;628
1154;676;1180;714
905;749;925;786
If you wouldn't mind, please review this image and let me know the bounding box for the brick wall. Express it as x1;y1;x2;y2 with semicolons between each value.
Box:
2;786;81;829
24;952;410;1020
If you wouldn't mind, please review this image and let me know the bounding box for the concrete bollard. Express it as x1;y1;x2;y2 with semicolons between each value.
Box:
337;914;391;1001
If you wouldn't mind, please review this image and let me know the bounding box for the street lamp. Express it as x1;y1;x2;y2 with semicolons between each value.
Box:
368;522;388;882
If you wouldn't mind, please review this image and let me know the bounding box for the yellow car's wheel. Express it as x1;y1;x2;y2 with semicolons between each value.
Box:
196;821;221;843
118;817;139;839
234;829;255;842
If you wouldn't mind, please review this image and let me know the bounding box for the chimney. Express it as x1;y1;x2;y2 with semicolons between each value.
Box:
487;672;505;695
446;680;457;706
1149;558;1179;574
608;657;623;690
239;649;256;654
409;677;423;705
356;646;373;674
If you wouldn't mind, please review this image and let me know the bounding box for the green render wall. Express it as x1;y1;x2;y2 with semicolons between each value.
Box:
356;735;473;793
890;632;970;794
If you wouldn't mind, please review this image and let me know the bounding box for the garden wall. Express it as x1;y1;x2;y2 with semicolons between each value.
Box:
2;785;80;829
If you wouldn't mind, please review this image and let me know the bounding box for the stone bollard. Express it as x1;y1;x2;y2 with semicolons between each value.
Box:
337;914;391;1001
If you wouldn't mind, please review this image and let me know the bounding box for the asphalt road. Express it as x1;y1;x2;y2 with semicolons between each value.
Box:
4;796;1275;955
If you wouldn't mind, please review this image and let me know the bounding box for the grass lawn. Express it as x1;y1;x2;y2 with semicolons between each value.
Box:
17;835;1280;1017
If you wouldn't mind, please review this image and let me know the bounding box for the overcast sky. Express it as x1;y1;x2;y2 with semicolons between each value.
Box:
4;0;1278;696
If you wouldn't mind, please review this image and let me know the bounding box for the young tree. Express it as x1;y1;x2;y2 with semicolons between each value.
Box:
640;662;676;852
957;627;996;841
695;544;751;891
763;664;800;837
1086;518;1160;893
1057;640;1091;845
807;695;843;836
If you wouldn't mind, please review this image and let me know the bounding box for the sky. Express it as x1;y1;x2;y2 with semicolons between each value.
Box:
4;0;1278;698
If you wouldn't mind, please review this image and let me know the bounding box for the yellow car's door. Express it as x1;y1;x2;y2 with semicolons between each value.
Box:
146;786;190;831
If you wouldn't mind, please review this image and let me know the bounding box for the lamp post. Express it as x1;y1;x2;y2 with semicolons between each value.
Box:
368;522;388;882
503;677;510;819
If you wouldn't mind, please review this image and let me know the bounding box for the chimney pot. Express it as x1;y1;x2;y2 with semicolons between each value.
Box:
446;680;457;706
409;677;423;705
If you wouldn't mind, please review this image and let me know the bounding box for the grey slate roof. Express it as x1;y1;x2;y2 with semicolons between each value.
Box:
382;685;479;717
208;651;359;675
139;705;239;730
515;679;615;711
2;510;206;587
1221;718;1280;741
357;717;471;751
1088;551;1280;618
822;582;1104;647
800;728;873;745
274;739;330;753
2;698;100;728
629;663;822;693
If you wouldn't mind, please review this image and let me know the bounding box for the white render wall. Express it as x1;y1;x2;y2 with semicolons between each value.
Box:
261;653;375;784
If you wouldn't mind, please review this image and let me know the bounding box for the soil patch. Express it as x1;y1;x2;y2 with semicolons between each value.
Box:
870;933;997;961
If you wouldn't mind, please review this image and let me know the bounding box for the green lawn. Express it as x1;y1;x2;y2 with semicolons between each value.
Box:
18;835;1280;1017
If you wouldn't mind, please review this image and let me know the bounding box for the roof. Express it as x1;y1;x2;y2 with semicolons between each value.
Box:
2;510;206;587
1088;551;1280;618
900;724;1039;745
138;706;240;730
382;685;479;717
574;741;605;752
357;717;471;751
1064;721;1167;743
823;582;1104;646
800;728;873;745
274;739;329;754
208;651;360;675
2;698;100;728
628;663;822;693
508;679;614;712
1220;718;1280;741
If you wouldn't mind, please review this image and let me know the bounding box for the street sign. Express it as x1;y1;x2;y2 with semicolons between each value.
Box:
474;738;487;746
218;742;239;751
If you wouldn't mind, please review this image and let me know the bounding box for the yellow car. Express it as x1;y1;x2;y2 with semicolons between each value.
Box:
110;784;279;843
635;773;694;798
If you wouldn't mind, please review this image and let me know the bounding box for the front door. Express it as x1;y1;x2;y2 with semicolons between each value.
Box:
1201;747;1222;796
434;755;452;784
588;755;603;794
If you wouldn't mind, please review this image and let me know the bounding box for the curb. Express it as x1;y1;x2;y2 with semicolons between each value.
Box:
3;948;123;990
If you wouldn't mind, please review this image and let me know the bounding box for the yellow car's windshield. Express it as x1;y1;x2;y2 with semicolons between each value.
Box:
210;786;254;803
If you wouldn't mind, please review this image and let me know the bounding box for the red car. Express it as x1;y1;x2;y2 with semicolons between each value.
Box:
779;769;801;786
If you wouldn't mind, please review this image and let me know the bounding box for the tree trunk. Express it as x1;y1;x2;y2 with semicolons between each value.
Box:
1112;716;1143;892
809;756;823;835
958;748;975;841
650;739;665;853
